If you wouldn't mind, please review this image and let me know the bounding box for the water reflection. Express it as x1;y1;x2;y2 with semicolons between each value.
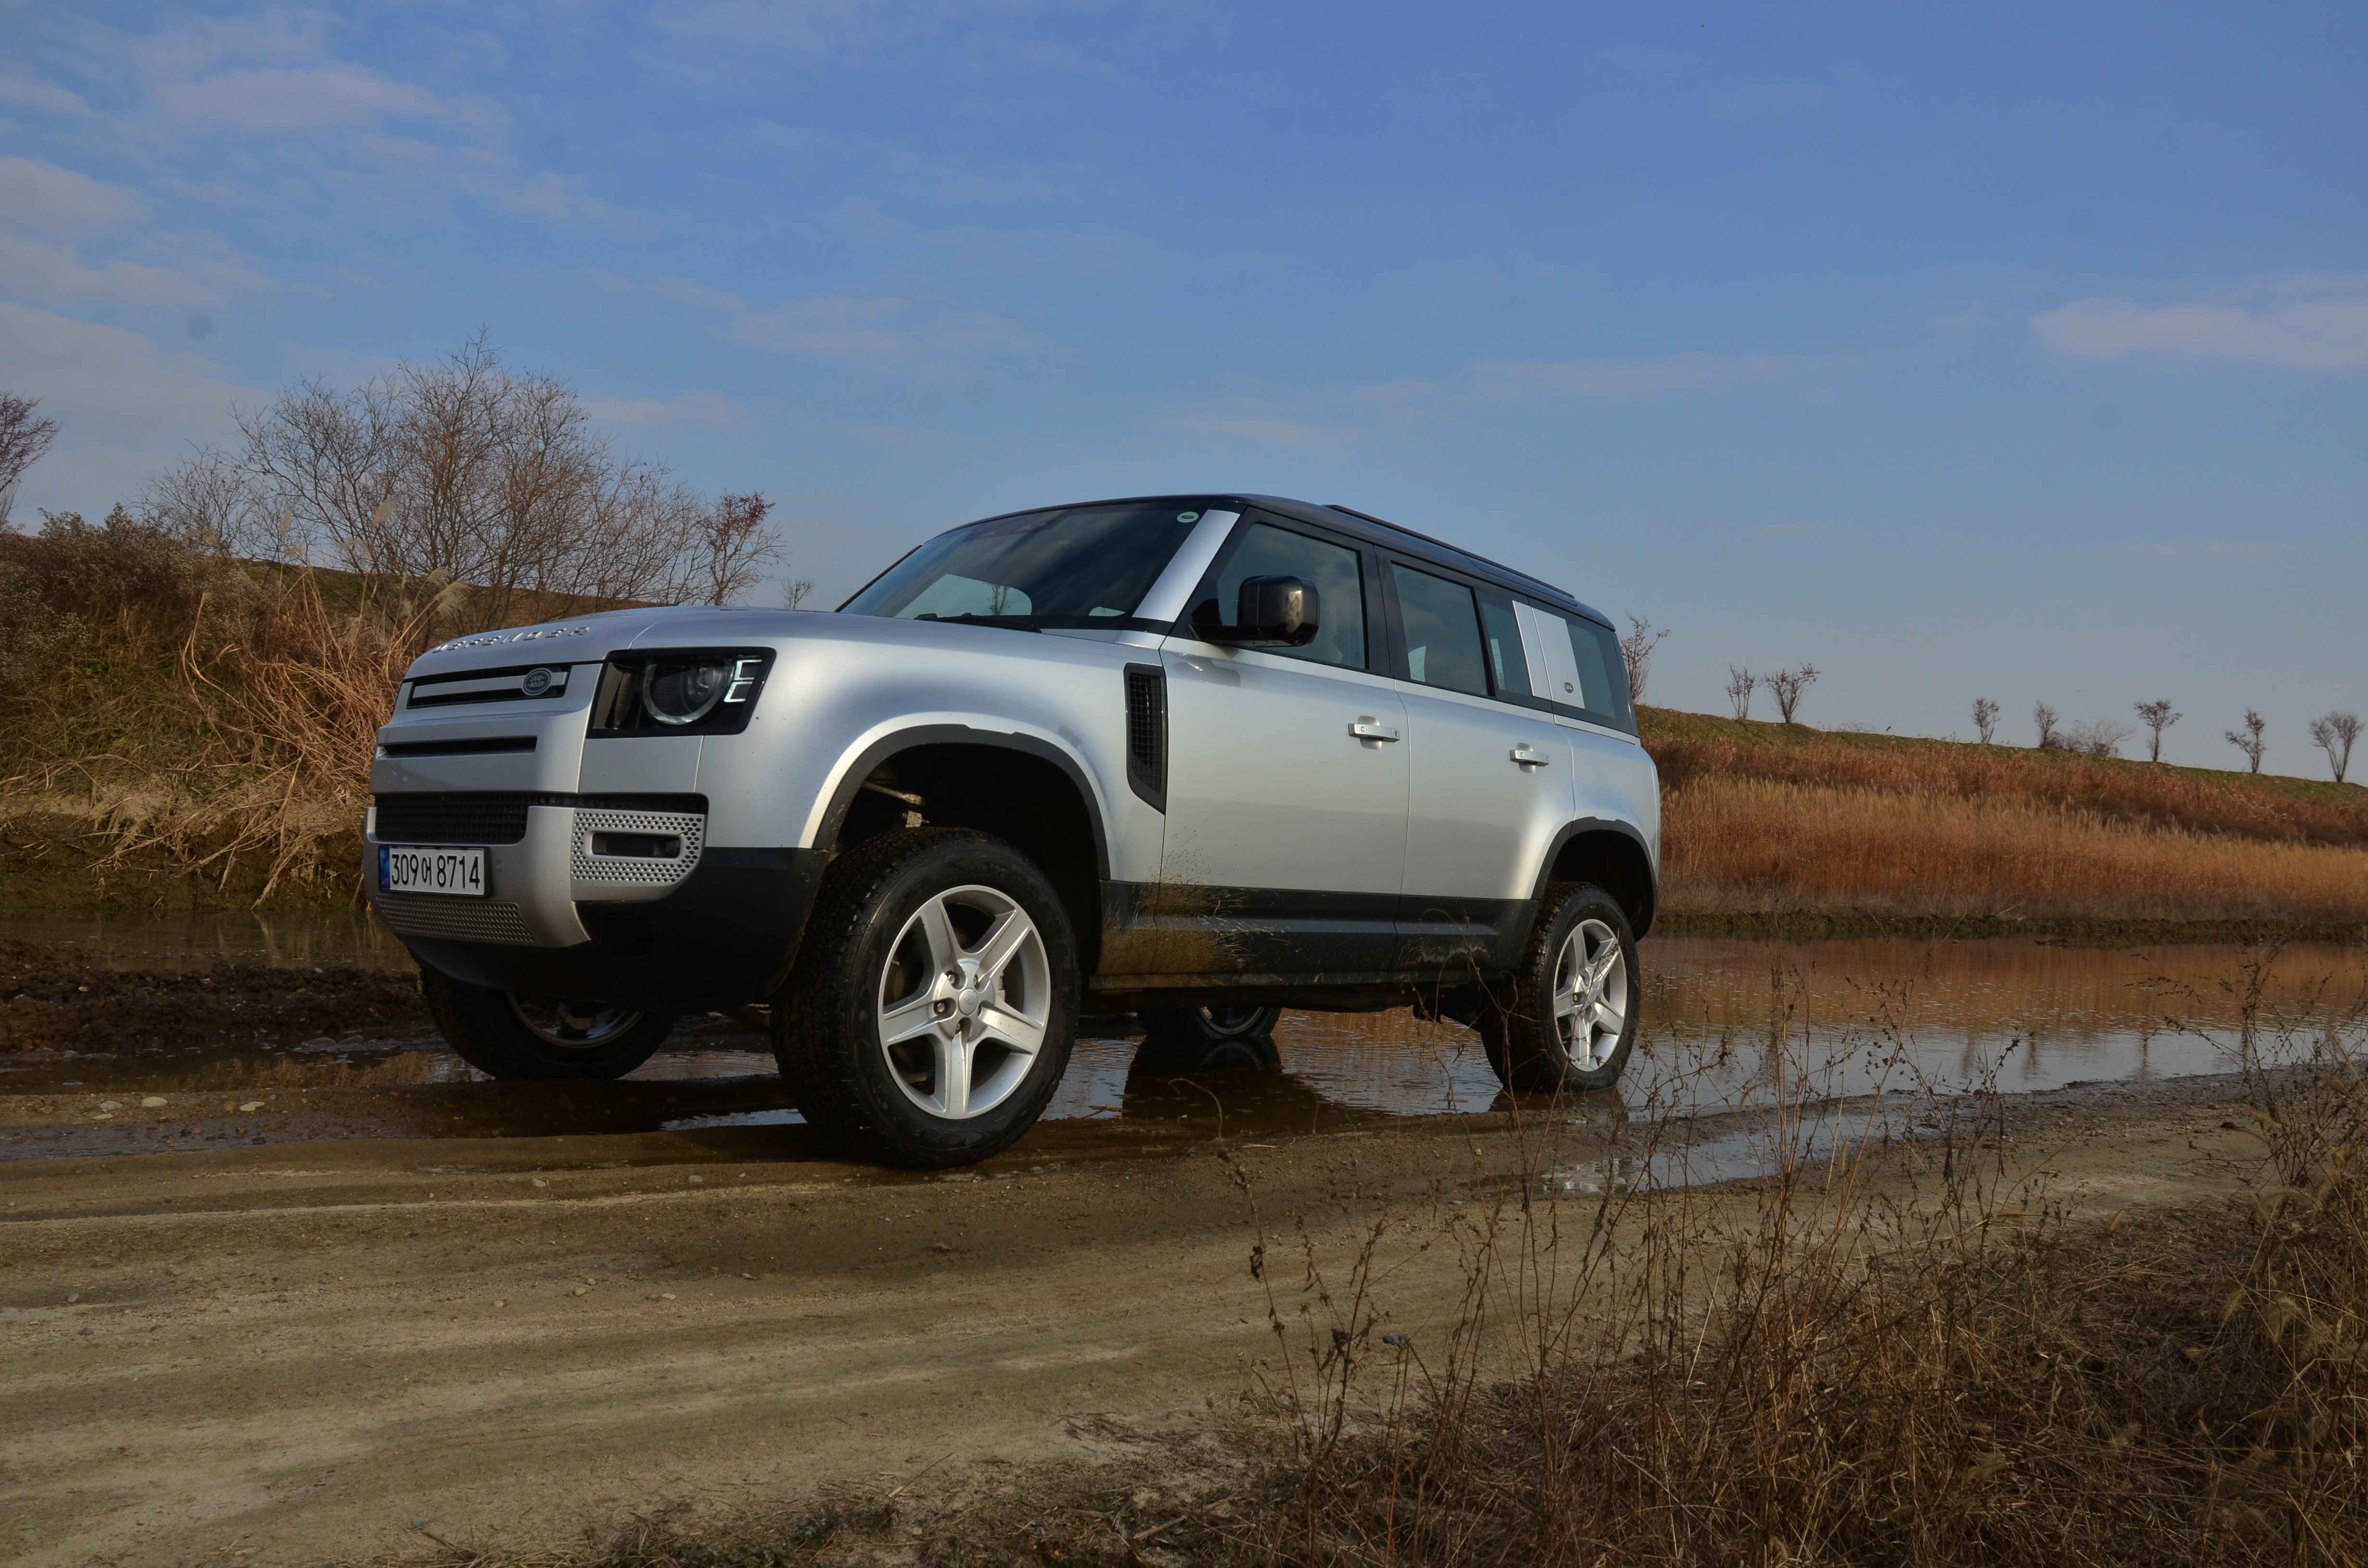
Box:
0;905;412;972
5;934;2362;1163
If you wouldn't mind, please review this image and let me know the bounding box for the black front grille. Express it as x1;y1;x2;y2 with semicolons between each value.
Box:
1123;663;1166;812
374;793;534;845
370;791;705;845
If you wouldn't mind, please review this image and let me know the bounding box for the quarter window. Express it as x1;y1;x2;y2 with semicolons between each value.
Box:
1200;523;1368;670
1389;564;1489;697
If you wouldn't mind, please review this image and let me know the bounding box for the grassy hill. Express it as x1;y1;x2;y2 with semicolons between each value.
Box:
1640;706;2368;940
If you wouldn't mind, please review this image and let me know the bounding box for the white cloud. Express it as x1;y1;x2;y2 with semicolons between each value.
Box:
651;273;748;313
0;303;252;512
735;296;914;363
1468;352;1803;403
0;156;145;238
1148;397;1363;449
2032;278;2368;370
0;227;269;311
0;72;92;117
155;63;503;136
585;390;747;429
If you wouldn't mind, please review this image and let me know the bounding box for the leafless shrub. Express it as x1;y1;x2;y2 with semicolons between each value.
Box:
783;576;816;610
1971;696;1999;744
1618;616;1667;702
2134;698;2181;763
0;392;60;524
2033;701;2060;749
151;333;785;624
1723;665;1756;720
2226;708;2268;774
2308;711;2360;784
2060;715;2134;758
1765;662;1819;723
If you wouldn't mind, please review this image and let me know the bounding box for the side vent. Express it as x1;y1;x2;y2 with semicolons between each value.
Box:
1122;662;1167;813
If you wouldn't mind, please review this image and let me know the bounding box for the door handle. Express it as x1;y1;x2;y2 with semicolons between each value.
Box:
1348;719;1402;742
1510;745;1550;767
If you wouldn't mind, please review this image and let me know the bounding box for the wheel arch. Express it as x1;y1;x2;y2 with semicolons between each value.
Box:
814;724;1111;975
1532;818;1658;940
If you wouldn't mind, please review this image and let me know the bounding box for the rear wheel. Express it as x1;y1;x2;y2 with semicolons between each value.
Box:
776;828;1078;1168
418;967;674;1080
1138;1003;1283;1045
1478;883;1638;1093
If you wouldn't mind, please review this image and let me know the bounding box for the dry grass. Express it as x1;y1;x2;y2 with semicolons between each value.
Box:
1665;776;2368;924
0;513;622;905
1644;708;2368;931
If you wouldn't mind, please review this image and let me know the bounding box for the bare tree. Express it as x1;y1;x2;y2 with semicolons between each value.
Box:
2061;716;2134;758
2224;709;2267;774
148;333;783;620
2308;711;2360;784
1765;663;1820;724
783;577;816;610
0;393;61;524
1724;665;1757;721
2133;698;2181;763
691;492;783;605
1971;697;2000;744
2033;702;2060;749
1619;616;1668;702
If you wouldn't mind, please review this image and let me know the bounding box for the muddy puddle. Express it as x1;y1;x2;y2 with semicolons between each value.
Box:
4;928;2362;1166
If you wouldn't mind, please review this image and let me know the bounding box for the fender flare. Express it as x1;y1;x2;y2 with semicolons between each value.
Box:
811;722;1114;879
1528;816;1659;939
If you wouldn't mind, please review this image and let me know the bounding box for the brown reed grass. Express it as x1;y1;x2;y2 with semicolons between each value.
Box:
1664;776;2368;924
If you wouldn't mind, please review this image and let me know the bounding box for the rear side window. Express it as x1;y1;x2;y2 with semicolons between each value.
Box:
1390;564;1488;697
1511;602;1637;733
1198;523;1368;670
1565;616;1635;731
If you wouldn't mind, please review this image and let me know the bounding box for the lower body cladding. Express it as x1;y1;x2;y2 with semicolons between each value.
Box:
366;800;830;1011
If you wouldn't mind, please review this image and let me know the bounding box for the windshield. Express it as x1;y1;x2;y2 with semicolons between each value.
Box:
841;502;1213;628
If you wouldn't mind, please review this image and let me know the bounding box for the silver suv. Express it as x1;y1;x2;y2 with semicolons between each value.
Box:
365;495;1660;1166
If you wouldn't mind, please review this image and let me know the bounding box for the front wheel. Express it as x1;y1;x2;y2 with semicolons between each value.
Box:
418;967;674;1079
775;828;1079;1168
1478;883;1639;1093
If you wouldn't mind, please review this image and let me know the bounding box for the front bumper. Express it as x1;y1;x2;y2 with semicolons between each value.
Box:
366;802;832;1010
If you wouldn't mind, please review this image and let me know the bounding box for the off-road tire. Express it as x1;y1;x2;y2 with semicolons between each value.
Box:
1138;1003;1283;1045
1478;882;1639;1094
775;828;1079;1169
418;967;674;1080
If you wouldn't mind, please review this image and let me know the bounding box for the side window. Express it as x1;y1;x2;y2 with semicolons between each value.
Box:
1512;602;1637;733
1565;616;1636;731
1198;522;1368;670
1389;564;1488;697
1479;595;1533;703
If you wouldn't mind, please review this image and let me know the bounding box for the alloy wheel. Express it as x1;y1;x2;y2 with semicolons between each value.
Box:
1550;918;1628;1072
876;884;1051;1120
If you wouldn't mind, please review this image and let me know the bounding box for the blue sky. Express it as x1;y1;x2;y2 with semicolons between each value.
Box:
3;2;2364;774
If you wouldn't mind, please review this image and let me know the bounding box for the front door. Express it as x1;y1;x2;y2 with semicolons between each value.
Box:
1150;517;1408;980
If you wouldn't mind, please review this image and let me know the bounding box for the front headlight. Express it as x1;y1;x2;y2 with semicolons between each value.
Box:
643;660;730;725
588;649;774;737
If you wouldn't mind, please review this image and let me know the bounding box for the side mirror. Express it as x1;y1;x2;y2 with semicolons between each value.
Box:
1197;576;1320;647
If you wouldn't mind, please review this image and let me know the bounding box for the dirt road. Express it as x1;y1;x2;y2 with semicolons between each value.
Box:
1;1076;2268;1568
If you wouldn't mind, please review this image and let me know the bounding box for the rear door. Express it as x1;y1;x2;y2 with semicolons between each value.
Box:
1388;562;1577;974
1153;514;1408;977
1511;600;1646;834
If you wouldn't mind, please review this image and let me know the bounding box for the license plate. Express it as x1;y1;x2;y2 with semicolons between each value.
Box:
378;845;487;897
